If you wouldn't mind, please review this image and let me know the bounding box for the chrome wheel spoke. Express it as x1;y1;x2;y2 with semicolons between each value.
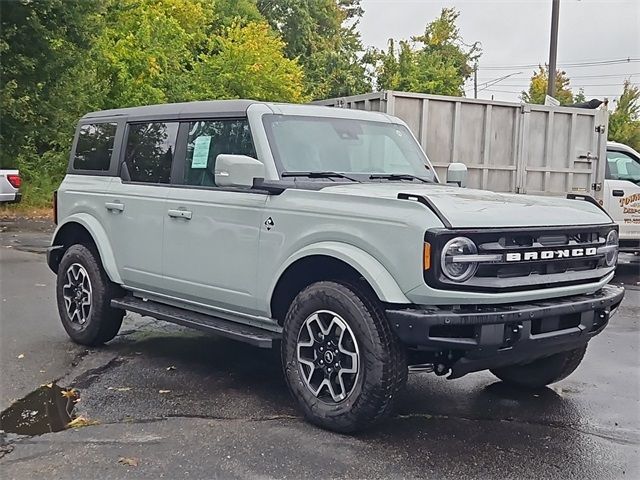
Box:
295;310;360;405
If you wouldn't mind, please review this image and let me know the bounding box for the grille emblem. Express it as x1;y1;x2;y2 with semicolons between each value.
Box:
505;247;597;262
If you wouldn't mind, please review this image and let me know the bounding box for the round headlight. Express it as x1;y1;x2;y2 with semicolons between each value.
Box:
441;237;478;282
604;230;618;267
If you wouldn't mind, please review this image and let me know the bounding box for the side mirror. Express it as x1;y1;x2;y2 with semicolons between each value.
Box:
215;154;265;188
447;162;468;187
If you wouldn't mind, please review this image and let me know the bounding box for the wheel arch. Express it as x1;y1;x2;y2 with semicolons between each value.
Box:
49;214;122;284
269;242;410;324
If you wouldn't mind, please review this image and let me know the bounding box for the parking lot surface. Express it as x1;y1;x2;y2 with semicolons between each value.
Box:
1;217;638;479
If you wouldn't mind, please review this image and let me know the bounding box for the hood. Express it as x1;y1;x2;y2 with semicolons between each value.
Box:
320;183;611;228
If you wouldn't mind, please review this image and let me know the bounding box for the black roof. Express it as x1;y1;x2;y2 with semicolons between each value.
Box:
81;100;259;122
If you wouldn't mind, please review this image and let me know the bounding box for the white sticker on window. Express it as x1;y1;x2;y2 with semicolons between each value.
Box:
191;136;212;169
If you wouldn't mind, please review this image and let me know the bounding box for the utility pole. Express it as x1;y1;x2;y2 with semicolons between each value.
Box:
473;62;478;99
547;0;560;98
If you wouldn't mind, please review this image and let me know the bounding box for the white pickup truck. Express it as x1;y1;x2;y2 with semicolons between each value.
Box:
605;142;640;253
0;169;21;204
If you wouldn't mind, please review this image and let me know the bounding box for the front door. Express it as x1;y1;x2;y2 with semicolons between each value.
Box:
162;118;267;315
603;147;640;246
106;121;180;292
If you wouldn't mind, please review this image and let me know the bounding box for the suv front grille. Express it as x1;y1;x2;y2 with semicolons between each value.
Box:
425;225;616;292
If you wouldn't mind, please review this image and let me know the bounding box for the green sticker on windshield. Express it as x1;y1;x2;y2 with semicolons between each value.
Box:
191;135;211;169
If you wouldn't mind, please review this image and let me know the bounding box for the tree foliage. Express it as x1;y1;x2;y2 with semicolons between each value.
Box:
521;65;575;105
608;81;640;151
257;0;369;99
365;8;480;96
0;0;103;169
186;22;305;102
0;0;306;204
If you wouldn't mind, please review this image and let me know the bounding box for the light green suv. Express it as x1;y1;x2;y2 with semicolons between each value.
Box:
49;100;625;432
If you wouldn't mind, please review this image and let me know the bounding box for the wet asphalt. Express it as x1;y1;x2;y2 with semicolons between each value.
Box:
0;217;638;479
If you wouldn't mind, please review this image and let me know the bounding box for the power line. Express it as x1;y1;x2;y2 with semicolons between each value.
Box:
483;88;624;96
480;57;640;70
487;82;640;87
477;72;640;80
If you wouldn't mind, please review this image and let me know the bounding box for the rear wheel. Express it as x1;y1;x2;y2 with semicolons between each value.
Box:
281;281;407;433
490;345;587;389
56;244;124;346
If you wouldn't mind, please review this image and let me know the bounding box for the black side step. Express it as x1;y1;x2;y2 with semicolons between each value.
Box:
111;296;280;348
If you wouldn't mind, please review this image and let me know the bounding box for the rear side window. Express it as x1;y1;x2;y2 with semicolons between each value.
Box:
183;119;256;187
125;122;179;184
73;123;117;171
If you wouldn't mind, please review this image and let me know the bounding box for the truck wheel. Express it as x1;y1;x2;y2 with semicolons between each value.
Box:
490;345;587;389
281;281;407;433
56;244;124;346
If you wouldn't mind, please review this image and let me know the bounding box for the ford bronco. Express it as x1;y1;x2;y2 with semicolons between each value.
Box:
48;100;625;432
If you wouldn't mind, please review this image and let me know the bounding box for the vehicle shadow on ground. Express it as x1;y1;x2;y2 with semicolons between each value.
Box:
12;323;625;479
80;323;581;433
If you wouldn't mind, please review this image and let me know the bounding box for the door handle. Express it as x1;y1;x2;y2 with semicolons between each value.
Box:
168;209;192;220
105;201;124;212
612;189;625;197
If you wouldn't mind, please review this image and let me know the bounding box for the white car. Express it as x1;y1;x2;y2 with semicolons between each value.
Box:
0;169;21;204
605;142;640;253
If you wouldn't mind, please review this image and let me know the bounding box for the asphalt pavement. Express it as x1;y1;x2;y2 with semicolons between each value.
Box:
1;217;639;479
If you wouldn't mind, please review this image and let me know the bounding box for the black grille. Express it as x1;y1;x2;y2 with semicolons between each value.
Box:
425;225;616;292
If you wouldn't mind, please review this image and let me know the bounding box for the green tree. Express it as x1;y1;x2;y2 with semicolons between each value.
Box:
367;8;480;96
521;65;574;105
0;0;102;169
257;0;369;99
1;0;306;206
95;0;304;107
94;0;214;108
186;21;305;102
608;81;640;151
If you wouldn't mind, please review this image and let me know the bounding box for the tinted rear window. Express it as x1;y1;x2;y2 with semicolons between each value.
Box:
124;122;179;184
73;123;118;171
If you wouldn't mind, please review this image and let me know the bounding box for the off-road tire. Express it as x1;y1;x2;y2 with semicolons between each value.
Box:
490;345;587;389
56;244;124;346
281;280;407;433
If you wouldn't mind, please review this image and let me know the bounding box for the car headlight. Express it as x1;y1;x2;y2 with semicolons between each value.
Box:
440;237;478;282
603;229;619;267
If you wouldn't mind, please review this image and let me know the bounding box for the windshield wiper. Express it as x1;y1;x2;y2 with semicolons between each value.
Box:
369;173;431;183
281;171;360;182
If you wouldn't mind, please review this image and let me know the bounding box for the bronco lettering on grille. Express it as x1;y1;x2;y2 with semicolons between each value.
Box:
505;247;597;262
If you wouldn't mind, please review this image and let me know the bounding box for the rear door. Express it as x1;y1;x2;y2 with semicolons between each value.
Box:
105;121;180;292
162;118;267;315
603;147;640;248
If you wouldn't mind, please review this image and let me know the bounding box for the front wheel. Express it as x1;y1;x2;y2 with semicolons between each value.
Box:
281;281;407;433
490;345;587;389
56;244;124;346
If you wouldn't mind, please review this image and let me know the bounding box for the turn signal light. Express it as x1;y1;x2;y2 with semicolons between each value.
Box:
423;242;431;271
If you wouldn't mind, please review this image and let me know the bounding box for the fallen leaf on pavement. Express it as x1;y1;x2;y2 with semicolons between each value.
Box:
118;457;139;467
61;388;79;400
68;416;99;428
158;389;171;394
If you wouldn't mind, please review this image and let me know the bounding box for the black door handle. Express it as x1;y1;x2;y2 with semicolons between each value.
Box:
612;189;625;197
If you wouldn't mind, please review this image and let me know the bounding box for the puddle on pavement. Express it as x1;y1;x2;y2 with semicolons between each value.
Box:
0;384;76;435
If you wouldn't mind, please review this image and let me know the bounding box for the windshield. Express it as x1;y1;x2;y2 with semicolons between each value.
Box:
262;114;436;182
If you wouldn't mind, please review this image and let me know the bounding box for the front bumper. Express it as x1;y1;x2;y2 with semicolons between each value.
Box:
386;284;625;378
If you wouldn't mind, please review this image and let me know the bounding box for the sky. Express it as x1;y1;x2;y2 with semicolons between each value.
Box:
358;0;640;105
